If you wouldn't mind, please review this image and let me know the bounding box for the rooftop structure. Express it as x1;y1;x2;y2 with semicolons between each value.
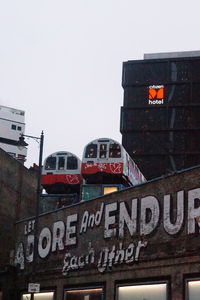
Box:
0;105;27;162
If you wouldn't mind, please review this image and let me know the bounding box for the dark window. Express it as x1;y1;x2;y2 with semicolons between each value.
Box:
11;124;16;130
67;156;78;170
18;154;26;161
17;126;22;131
81;185;102;201
109;143;121;158
8;152;16;157
45;157;56;170
85;144;97;158
99;144;107;158
58;157;65;170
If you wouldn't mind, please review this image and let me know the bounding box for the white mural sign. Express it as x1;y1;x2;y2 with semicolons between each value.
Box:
14;188;200;274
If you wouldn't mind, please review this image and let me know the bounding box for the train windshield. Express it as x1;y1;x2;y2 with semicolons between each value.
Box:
109;143;121;158
58;157;65;170
45;157;56;170
100;144;107;158
67;156;78;170
85;144;97;158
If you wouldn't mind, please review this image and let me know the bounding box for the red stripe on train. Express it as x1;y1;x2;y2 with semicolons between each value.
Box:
81;162;123;175
42;174;82;185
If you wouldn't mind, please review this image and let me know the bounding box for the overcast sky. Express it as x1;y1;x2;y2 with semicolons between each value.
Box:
0;0;200;167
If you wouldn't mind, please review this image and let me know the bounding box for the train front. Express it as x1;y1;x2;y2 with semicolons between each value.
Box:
42;151;83;194
81;138;127;185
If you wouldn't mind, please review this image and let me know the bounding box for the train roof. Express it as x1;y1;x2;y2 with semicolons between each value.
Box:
84;138;120;146
44;151;81;159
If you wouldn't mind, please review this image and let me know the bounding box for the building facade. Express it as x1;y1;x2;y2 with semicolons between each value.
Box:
121;51;200;179
0;105;27;162
13;165;200;300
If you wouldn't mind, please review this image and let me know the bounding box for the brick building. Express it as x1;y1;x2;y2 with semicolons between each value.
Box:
0;148;37;299
13;165;200;300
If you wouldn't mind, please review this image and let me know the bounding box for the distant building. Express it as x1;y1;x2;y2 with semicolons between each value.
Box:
121;51;200;179
0;105;27;162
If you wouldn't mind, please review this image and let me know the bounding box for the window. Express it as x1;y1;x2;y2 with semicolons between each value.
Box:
45;157;56;170
99;144;107;158
109;143;121;158
18;154;26;161
8;152;16;157
103;186;118;195
81;185;102;201
85;144;97;158
65;287;103;300
11;124;16;130
67;156;78;170
187;279;200;300
17;126;22;131
117;282;167;300
21;292;54;300
58;157;65;170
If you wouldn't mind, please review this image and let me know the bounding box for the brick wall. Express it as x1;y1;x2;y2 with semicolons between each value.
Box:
0;148;37;267
14;166;200;299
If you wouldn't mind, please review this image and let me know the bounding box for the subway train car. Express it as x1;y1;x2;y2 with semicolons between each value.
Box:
42;151;83;194
81;138;146;186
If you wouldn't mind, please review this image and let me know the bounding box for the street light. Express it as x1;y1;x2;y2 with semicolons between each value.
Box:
17;131;44;299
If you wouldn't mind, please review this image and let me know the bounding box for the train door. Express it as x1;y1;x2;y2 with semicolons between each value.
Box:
57;156;65;171
99;142;108;159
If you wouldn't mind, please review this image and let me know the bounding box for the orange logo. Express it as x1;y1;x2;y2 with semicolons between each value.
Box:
148;85;164;105
149;86;164;100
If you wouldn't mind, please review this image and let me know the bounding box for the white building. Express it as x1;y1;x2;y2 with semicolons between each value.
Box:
0;105;27;162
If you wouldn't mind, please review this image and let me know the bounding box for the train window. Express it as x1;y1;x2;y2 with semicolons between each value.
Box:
45;157;56;170
100;144;107;158
109;143;121;158
67;156;78;170
85;144;97;158
58;157;65;170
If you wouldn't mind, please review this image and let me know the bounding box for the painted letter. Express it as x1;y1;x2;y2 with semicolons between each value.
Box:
80;211;89;233
66;214;78;245
52;221;65;252
163;191;184;235
188;188;200;234
26;234;34;262
119;199;137;238
95;203;104;226
140;196;160;235
104;202;117;238
15;242;25;270
38;227;52;258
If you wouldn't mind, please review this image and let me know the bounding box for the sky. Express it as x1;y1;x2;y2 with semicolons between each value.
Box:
0;0;200;167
